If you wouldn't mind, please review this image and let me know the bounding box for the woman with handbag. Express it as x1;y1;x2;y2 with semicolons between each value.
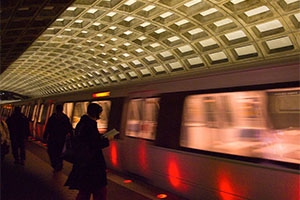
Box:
65;103;112;200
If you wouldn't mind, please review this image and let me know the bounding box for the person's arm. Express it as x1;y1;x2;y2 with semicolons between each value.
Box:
98;135;109;149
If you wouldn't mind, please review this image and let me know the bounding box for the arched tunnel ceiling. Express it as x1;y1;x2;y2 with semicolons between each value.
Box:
0;0;299;98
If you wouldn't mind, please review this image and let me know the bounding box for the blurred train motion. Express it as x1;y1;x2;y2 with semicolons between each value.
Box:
1;65;299;200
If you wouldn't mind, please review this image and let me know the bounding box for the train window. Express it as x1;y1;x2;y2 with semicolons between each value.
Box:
63;103;74;120
268;89;300;129
38;104;44;123
49;104;55;117
0;104;12;119
30;105;38;121
126;97;160;140
72;102;89;129
38;104;50;123
21;105;26;114
72;101;111;133
180;88;300;164
24;105;31;118
92;101;111;133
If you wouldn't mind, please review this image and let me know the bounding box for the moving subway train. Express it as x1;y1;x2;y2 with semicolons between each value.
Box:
0;65;299;200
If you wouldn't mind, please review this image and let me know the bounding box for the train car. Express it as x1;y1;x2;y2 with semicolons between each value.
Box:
0;63;299;200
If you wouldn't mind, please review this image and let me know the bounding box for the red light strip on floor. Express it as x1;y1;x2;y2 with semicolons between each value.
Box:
123;179;132;184
157;194;168;199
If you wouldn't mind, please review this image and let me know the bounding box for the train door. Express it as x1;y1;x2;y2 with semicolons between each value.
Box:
24;105;31;118
24;104;32;137
63;102;74;134
30;104;39;138
125;98;159;140
44;103;55;130
36;103;53;140
91;100;111;133
71;101;111;134
0;104;13;121
121;97;159;178
71;101;89;129
21;105;26;114
36;104;45;139
63;102;74;120
181;95;207;149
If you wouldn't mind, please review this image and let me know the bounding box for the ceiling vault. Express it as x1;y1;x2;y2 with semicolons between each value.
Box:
0;0;299;98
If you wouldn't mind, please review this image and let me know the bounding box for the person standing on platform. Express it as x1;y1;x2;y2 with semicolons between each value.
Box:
43;104;73;172
65;103;113;200
6;107;30;165
0;119;10;161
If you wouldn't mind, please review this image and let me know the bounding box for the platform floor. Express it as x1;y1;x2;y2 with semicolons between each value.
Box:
1;141;184;200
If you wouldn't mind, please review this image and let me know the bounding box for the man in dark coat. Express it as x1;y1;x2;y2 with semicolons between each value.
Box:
65;103;111;200
6;106;30;165
44;104;73;172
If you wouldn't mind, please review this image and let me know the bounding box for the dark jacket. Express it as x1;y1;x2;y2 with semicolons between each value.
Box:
6;111;30;144
65;115;109;191
43;112;72;144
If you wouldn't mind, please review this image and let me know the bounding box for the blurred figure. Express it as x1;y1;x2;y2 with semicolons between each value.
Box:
6;107;30;165
65;103;113;200
44;104;73;172
0;119;10;161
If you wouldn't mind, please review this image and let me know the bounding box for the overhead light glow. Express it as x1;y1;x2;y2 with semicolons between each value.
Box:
143;5;155;11
67;7;77;11
157;194;168;199
92;91;110;98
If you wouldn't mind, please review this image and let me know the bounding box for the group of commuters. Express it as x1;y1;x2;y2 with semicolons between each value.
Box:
1;107;30;165
1;103;113;200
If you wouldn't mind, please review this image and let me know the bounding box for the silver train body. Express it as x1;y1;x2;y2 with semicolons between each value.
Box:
1;62;299;200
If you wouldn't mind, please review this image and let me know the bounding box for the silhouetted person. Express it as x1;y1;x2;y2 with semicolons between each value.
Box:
6;107;30;165
65;103;113;200
44;104;73;172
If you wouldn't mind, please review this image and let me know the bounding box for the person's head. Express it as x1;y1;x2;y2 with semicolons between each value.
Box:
56;104;63;113
87;103;102;120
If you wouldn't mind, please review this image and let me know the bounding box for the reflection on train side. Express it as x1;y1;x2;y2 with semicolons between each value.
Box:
181;88;300;164
71;101;111;133
126;98;159;140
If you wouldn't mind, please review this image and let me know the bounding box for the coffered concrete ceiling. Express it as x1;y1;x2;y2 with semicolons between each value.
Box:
0;0;299;98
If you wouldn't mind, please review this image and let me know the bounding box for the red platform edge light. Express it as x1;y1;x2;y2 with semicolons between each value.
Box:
157;194;168;199
92;91;110;98
168;160;181;188
123;179;132;184
110;141;118;167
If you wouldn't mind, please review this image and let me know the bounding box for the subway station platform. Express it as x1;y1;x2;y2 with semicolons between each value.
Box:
1;141;184;200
